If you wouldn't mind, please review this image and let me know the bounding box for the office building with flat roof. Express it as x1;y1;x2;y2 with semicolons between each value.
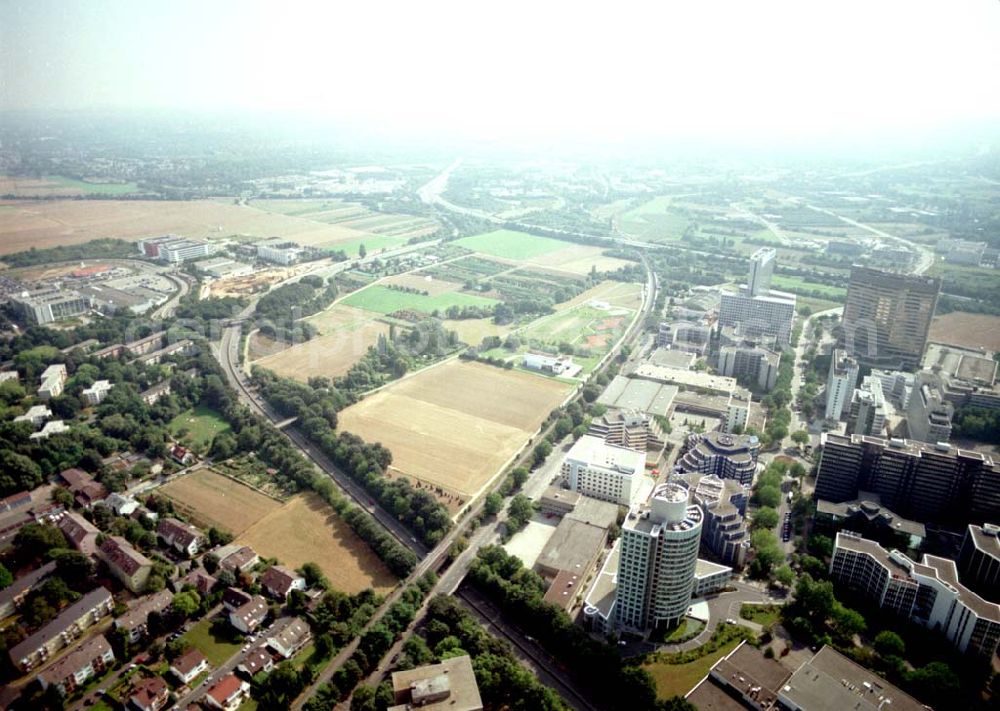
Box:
10;288;90;325
718;345;780;391
831;532;1000;657
814;433;1000;525
778;645;926;711
677;431;760;487
718;248;795;348
616;484;703;633
841;265;939;370
389;655;483;711
825;349;859;420
587;408;665;453
906;372;953;444
561;435;645;505
693;475;750;569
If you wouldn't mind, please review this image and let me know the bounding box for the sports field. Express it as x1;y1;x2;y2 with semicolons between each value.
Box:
236;493;396;594
336;360;571;498
342;284;498;315
160;468;281;536
168;406;231;450
254;321;389;381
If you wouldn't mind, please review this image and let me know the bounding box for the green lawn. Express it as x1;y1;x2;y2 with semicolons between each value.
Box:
453;229;569;260
342;284;498;315
46;175;140;195
180;617;242;666
618;196;693;241
770;274;846;300
643;638;742;699
797;295;842;315
169;405;231;450
326;234;409;257
740;603;782;627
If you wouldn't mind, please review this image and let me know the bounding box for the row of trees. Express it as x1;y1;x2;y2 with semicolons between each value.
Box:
468;545;680;711
303;572;437;710
253;368;453;548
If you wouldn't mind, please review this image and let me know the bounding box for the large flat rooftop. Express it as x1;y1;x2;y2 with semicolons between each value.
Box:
780;646;926;711
597;375;677;416
634;363;738;394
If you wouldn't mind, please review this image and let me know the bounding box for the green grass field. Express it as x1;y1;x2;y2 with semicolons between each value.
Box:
46;175;140;195
618;196;693;241
168;405;231;449
342;284;498;315
327;234;409;257
180;617;243;666
643;638;742;699
740;603;782;627
454;229;568;260
770;274;846;300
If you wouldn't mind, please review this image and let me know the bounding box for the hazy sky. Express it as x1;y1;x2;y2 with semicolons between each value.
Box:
2;0;999;145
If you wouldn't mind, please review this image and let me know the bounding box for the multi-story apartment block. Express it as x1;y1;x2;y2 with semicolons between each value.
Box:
114;590;173;643
825;349;859;420
616;484;703;633
586;409;665;453
8;586;114;672
677;432;760;487
38;634;115;695
906;372;953;444
38;363;68;401
831;532;1000;657
718;345;780;391
814;433;1000;525
958;524;1000;600
841;266;939;370
99;535;153;593
81;379;113;406
561;435;645;505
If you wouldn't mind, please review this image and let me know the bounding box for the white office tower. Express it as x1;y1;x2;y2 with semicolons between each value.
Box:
848;376;888;436
748;247;776;297
615;484;703;634
825;349;860;420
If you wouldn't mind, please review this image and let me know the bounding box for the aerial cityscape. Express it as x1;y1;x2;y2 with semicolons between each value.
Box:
0;2;998;710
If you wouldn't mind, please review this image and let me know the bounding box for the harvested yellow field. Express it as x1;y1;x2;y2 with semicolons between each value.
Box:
254;321;389;382
237;493;396;594
336;360;571;497
523;244;634;275
560;280;644;311
305;304;382;336
0;199;375;257
160;468;281;535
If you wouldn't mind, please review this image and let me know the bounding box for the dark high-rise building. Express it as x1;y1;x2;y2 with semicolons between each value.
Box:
814;433;1000;526
841;266;940;371
958;524;1000;600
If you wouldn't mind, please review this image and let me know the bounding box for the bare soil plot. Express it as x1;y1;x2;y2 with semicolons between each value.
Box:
254;320;389;382
560;280;643;311
160;468;281;536
248;332;289;361
383;274;462;296
336;361;571;497
929;312;1000;352
520;243;635;275
236;493;396;594
0;199;376;256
